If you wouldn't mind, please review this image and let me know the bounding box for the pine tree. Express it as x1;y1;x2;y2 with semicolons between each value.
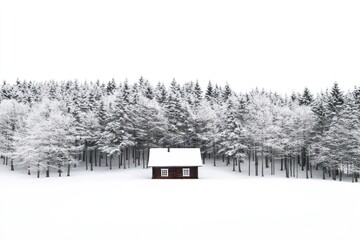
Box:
163;79;191;147
132;96;167;166
290;91;298;102
205;81;213;101
193;80;203;107
222;83;232;102
155;82;167;104
88;90;98;111
145;86;154;99
213;84;221;103
299;87;313;106
106;78;117;95
218;97;247;166
328;82;344;117
0;81;13;100
122;79;131;104
101;90;134;157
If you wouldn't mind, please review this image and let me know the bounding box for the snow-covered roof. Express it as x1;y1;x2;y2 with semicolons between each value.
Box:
148;148;203;167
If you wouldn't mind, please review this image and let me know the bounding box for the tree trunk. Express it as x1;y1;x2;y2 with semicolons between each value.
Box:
238;160;241;172
339;170;342;181
124;150;127;169
261;147;264;177
296;155;299;178
323;167;326;180
133;147;135;163
147;148;150;168
67;161;71;177
255;148;258;176
94;148;97;167
305;155;309;179
85;150;88;170
293;157;296;177
37;162;40;178
273;154;276;175
120;151;123;168
285;156;289;178
232;158;235;171
119;154;121;169
265;156;269;168
138;149;141;166
213;145;216;167
110;155;112;170
128;148;131;168
332;170;336;180
99;152;102;167
106;154;108;167
58;162;62;177
28;164;31;175
270;150;273;175
280;158;283;171
200;147;204;164
309;147;312;178
301;147;305;171
46;161;50;178
11;159;14;171
90;150;93;171
248;151;251;176
143;150;145;169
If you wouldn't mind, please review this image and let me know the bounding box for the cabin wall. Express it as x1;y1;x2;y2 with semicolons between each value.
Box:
152;167;198;179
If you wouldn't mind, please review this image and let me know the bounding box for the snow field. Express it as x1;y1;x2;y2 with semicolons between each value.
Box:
0;163;359;240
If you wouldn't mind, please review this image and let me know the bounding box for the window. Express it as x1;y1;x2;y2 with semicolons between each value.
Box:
161;168;168;177
183;168;190;177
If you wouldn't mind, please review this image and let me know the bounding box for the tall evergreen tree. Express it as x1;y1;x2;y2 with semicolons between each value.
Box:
205;81;213;101
106;78;117;95
327;82;344;117
222;83;232;102
193;80;203;107
299;87;313;106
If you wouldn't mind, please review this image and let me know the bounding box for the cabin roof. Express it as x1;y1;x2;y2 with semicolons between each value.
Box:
148;148;203;167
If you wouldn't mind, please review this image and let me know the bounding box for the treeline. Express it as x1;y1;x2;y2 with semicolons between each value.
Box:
0;78;359;181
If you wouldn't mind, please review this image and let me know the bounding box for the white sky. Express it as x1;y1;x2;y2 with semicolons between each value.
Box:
1;0;360;95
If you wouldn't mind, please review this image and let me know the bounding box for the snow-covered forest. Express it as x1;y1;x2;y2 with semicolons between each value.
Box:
0;78;359;181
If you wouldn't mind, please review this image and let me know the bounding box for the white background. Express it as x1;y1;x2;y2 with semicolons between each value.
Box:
1;0;360;94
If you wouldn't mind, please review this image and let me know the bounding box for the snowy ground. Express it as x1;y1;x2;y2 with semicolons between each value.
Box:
1;160;360;240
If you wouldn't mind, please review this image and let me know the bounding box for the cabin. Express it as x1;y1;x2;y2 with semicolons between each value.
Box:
148;148;202;179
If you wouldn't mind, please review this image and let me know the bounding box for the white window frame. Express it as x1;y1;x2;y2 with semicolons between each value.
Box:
161;168;168;177
182;168;190;177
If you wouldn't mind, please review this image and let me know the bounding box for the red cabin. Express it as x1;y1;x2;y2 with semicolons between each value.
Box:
148;148;203;179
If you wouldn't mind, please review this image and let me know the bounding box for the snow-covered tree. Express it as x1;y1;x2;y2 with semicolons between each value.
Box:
0;99;28;171
13;99;79;177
